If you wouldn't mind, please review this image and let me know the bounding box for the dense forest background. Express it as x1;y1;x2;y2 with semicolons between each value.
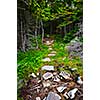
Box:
17;0;82;51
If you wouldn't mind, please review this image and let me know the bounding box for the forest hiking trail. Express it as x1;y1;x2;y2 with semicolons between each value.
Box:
19;38;83;100
17;0;83;99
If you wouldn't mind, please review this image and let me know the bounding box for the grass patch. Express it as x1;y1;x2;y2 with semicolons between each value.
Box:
17;44;49;80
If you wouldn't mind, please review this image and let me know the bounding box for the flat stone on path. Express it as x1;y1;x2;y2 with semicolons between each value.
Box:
45;40;54;46
42;58;51;62
63;92;69;99
77;76;83;85
43;72;53;80
42;80;51;87
67;88;78;99
45;41;51;45
51;51;57;54
46;92;61;100
53;76;60;82
43;97;46;100
59;71;72;80
62;57;66;60
53;72;58;76
29;73;37;78
36;97;41;100
57;85;67;93
48;53;56;57
48;48;53;50
42;65;54;71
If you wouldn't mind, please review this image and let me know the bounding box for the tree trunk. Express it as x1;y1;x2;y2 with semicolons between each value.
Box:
41;19;44;44
35;19;38;49
50;21;52;34
64;26;66;36
38;20;41;35
21;20;25;52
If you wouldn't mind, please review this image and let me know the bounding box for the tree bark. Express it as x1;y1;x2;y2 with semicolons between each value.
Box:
38;20;41;35
41;19;44;44
21;20;25;52
35;19;38;49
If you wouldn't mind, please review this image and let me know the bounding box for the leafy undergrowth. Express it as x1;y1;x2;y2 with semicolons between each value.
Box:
17;44;49;80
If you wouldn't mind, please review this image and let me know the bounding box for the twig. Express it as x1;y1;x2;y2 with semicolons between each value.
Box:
17;7;26;10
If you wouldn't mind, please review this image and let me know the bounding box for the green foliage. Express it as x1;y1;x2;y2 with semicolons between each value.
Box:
17;44;49;80
29;0;82;21
63;26;79;43
28;0;83;38
79;36;83;42
63;32;74;43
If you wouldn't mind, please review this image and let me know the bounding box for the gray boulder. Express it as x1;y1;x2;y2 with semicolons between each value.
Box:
66;41;83;60
46;92;61;100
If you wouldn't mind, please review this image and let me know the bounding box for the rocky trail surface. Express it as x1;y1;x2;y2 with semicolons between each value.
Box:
19;39;83;100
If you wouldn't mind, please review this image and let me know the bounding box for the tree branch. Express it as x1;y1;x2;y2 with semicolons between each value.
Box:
17;7;26;10
21;0;28;6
